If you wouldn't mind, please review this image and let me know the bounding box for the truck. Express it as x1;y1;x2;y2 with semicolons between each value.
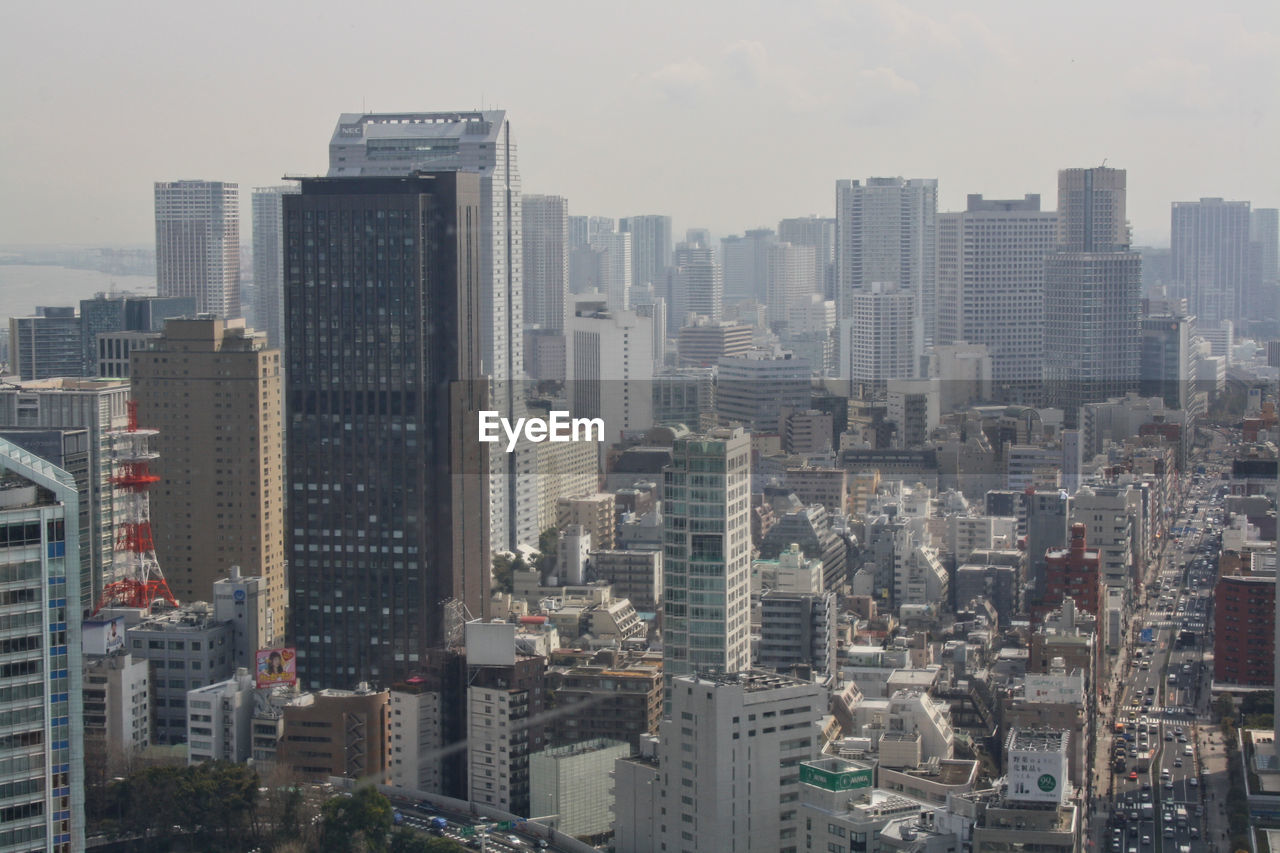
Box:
1141;802;1154;821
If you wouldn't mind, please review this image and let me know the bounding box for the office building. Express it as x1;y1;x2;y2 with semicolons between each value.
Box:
9;307;81;381
1026;489;1070;606
667;240;723;330
0;378;131;608
326;111;522;556
131;317;286;619
758;590;837;678
676;320;750;367
936;194;1058;394
1172;197;1252;326
777;216;836;299
1250;208;1279;322
154;180;241;317
277;685;392;782
1140;311;1198;413
125;604;235;744
567;306;654;446
284;173;490;688
590;549;662;614
620;215;673;289
716;354;811;433
1070;484;1142;591
212;565;276;668
523;194;570;332
79;294;196;377
766;242;818;329
0;437;85;853
186;669;256;764
1043;523;1101;619
82;646;151;763
662;428;753;692
388;680;445;794
835;177;937;345
250;185;299;350
647;671;824;853
1044;167;1141;425
1214;564;1275;686
721;228;776;302
531;739;631;838
838;283;918;393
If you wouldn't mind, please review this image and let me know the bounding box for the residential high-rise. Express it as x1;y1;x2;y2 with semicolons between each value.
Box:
721;228;775;302
1172;197;1252;326
326;111;522;553
1044;167;1141;426
154;180;241;317
648;672;824;853
79;294;196;378
838;283;918;395
935;194;1058;396
131;317;286;624
251;186;299;350
667;241;723;331
1250;208;1280;322
835;177;937;345
523;194;570;332
9;307;81;380
662;428;752;698
566;305;654;446
590;231;633;311
765;242;818;329
284;173;490;688
620;215;673;289
0;437;86;853
778;216;836;300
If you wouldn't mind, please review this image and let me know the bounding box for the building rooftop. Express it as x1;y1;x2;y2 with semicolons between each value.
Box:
1008;728;1069;752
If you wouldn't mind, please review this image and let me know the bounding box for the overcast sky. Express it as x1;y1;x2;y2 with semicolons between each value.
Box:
2;1;1276;247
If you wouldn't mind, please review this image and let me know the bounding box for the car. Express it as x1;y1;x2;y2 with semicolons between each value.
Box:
1184;745;1193;756
1189;777;1198;787
1161;768;1171;778
1165;732;1174;741
1128;771;1139;780
1163;780;1173;791
1143;697;1153;706
506;835;525;847
1142;836;1150;846
1190;826;1199;838
1129;749;1138;758
1164;826;1174;839
1174;758;1182;767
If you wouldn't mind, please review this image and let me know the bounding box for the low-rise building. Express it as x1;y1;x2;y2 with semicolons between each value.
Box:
530;738;632;838
186;669;256;764
277;684;391;782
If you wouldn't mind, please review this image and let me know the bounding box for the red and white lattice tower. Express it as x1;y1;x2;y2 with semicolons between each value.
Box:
93;400;179;613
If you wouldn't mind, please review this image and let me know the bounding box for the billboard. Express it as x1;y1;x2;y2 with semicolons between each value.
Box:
798;761;873;792
82;617;126;655
256;647;297;688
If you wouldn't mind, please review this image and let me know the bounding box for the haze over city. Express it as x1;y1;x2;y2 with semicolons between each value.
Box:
2;0;1278;246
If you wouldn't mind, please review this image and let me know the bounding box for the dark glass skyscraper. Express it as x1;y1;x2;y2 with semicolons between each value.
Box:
284;172;490;689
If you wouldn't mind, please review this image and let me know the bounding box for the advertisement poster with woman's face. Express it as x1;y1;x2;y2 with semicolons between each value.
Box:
256;647;297;688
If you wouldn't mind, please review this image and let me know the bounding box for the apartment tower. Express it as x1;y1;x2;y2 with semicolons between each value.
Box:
154;180;241;317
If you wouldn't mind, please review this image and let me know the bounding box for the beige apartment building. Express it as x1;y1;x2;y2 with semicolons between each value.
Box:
131;317;285;639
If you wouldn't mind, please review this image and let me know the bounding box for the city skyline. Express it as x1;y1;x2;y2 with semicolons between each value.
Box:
2;2;1277;247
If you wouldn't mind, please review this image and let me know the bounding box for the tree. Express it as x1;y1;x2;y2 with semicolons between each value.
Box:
390;830;467;852
535;527;559;579
317;787;394;853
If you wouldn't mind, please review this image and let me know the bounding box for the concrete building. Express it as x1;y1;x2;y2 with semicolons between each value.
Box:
93;330;159;379
1214;564;1275;686
760;501;849;592
931;344;993;411
766;242;818;329
186;669;256;764
646;671;825;853
716;354;812;433
1026;490;1070;606
781;409;833;456
0;437;86;853
620;215;673;290
839;283;918;394
798;759;957;853
555;493;615;551
131;316;286;617
212;564;276;668
250;185;299;349
721;228;776;303
527;410;598;544
886;380;940;448
125;603;235;744
277;685;392;783
784;466;848;516
1172;197;1252;326
778;216;836;300
523;194;570;333
936;194;1058;394
588;231;632;312
1043;523;1101;619
662;428;753;694
530;738;632;838
589;549;661;613
389;680;444;794
154;180;241;317
82;647;151;761
835;177;938;347
1070;485;1142;591
567;304;655;446
752;543;824;595
1140;310;1200;415
1044;167;1141;426
79;293;196;377
667;241;723;330
676;320;752;366
9;307;81;381
652;368;716;430
284;173;491;687
758;590;837;678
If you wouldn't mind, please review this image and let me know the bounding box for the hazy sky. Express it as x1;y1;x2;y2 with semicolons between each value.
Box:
2;1;1276;247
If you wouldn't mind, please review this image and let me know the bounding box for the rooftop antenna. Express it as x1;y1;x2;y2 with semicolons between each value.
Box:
1100;158;1108;167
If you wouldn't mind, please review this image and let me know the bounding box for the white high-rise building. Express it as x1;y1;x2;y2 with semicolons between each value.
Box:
620;215;673;289
650;671;824;853
522;194;570;332
778;216;836;299
662;428;752;698
155;180;241;318
250;186;298;349
766;242;818;329
835;177;937;345
567;306;654;447
0;436;86;853
590;231;633;312
327;110;524;551
668;241;723;331
936;194;1058;392
838;283;918;392
1172;197;1252;326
